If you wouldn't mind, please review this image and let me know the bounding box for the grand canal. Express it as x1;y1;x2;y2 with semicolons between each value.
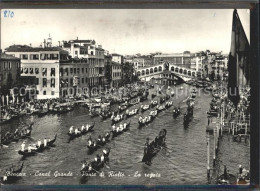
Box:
0;84;250;185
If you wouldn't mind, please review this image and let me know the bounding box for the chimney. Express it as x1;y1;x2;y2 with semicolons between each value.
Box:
43;39;46;48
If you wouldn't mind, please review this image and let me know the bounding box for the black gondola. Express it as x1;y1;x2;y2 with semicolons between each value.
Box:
111;120;131;138
87;132;111;154
99;111;112;120
125;109;139;118
142;129;167;165
0;162;24;184
81;150;110;175
68;122;95;141
173;107;180;117
151;100;158;108
140;105;150;112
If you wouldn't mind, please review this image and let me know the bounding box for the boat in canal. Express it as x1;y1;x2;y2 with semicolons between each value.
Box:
151;100;158;108
156;105;166;113
18;134;57;157
142;129;167;165
81;149;110;175
87;133;111;153
140;104;150;112
0;162;24;184
111;120;131;138
111;114;124;125
68;122;95;141
125;108;139;118
173;106;181;118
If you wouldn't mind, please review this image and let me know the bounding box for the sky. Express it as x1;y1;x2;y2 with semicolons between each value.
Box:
1;9;250;55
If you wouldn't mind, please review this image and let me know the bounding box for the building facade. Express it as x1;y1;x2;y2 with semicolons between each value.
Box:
62;39;105;89
5;45;68;99
112;53;123;64
153;52;191;68
111;61;122;87
0;52;21;104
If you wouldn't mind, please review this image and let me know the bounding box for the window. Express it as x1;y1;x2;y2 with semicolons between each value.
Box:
70;68;73;74
16;62;20;68
43;78;47;87
70;78;73;85
42;68;47;76
3;62;7;69
51;78;55;88
82;78;84;84
24;68;28;74
43;90;46;95
50;68;55;77
85;68;88;73
91;51;94;55
36;90;39;95
51;91;55;95
21;54;28;60
35;68;39;74
82;68;84;74
75;51;78;55
20;67;23;74
30;54;39;60
77;68;80;74
8;62;11;69
74;68;76;74
30;68;34;74
40;54;46;60
36;78;39;85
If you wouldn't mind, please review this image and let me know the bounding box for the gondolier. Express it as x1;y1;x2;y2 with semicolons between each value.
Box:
21;142;26;152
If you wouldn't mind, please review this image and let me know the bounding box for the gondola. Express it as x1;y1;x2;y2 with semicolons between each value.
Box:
156;105;166;113
125;109;139;118
173;107;180;117
81;150;110;175
1;129;32;146
18;134;57;156
89;110;100;117
118;103;129;113
138;116;153;127
165;101;173;109
142;129;167;165
87;133;111;153
99;111;112;120
111;120;131;138
160;97;165;104
183;109;193;125
140;105;150;112
151;100;158;108
0;162;24;184
111;114;124;125
140;95;148;102
68;122;95;141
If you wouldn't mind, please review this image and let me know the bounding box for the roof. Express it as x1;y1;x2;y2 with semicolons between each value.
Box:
5;45;68;54
69;40;95;44
112;53;122;57
154;53;187;58
0;52;20;60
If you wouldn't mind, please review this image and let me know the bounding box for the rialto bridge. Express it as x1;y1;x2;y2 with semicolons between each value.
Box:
136;62;200;83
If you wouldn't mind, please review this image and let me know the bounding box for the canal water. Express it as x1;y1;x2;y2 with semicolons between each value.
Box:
0;84;250;185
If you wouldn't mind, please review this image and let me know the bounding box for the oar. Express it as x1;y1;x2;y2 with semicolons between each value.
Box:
104;163;110;169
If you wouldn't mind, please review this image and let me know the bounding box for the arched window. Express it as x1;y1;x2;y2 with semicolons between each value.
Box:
171;67;174;71
192;72;195;77
179;69;183;74
154;67;158;73
184;70;187;75
137;71;141;76
150;68;154;73
146;69;149;75
188;71;191;76
142;70;145;75
175;68;178;72
159;66;162;72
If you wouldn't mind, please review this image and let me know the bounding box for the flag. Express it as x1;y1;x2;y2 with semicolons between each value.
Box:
228;9;250;107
